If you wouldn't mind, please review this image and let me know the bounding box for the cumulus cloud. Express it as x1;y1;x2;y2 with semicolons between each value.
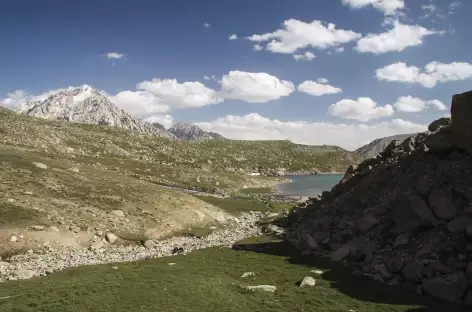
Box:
195;113;426;150
298;81;342;96
317;78;329;84
1;88;64;109
393;96;448;113
110;90;170;118
328;97;394;122
203;22;211;28
355;21;440;54
229;34;238;40
106;52;125;59
144;114;174;128
221;71;295;103
253;44;264;51
342;0;405;15
137;79;223;108
376;61;472;87
293;51;316;61
247;19;361;54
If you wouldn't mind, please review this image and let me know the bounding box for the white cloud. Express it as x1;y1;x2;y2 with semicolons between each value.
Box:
376;61;472;87
342;0;405;15
334;46;345;53
110;90;170;118
298;81;342;96
221;71;295;103
253;44;264;51
1;88;64;109
229;34;238;40
422;4;437;13
448;1;462;14
203;76;211;81
203;22;211;28
106;52;125;59
317;78;329;84
328;97;394;121
247;19;361;54
144;114;174;128
137;79;223;108
393;96;448;113
195;113;426;150
355;21;440;54
293;51;316;61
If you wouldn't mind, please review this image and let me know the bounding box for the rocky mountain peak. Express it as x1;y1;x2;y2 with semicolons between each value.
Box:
17;85;175;139
169;121;225;140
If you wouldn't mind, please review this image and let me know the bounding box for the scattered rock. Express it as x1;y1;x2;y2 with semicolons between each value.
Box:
355;215;379;233
68;167;80;173
447;216;472;233
105;233;118;244
30;225;45;231
15;269;36;280
241;272;255;278
422;272;469;303
110;210;125;218
299;276;316;287
428;189;456;221
143;240;155;249
23;191;33;195
69;225;81;233
430;261;452;274
90;241;105;250
310;270;323;275
244;285;276;293
48;226;60;232
402;262;424;283
32;162;47;169
112;266;118;270
393;233;410;248
331;246;351;262
376;264;392;280
9;236;18;243
168;263;177;266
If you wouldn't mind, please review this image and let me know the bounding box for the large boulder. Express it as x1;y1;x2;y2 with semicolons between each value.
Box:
392;192;440;234
451;90;472;152
428;189;457;221
428;117;451;132
422;272;469;303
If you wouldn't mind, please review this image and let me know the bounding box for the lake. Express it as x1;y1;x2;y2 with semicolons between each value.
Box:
276;174;343;197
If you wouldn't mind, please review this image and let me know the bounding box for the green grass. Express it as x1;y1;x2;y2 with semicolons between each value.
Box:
0;237;467;312
0;202;44;227
240;187;273;195
194;196;269;214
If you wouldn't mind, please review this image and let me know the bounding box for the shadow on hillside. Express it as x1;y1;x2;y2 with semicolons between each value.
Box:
232;240;469;312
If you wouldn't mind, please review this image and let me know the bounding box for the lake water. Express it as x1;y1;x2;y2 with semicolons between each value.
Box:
276;174;343;197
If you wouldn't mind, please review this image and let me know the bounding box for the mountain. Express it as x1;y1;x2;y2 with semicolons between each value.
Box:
17;85;175;139
169;121;225;140
356;133;415;158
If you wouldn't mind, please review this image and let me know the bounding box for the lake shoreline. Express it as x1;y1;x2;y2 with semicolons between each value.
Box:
275;174;343;197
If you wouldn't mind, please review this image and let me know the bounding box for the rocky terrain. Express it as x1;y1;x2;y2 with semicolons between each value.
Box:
17;85;175;139
356;133;415;159
0;211;264;282
169;121;225;140
287;90;472;305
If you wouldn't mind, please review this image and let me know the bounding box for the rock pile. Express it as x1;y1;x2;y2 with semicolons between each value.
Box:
0;212;263;282
288;91;472;305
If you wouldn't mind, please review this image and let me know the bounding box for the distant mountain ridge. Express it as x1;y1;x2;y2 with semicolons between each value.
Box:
17;85;175;139
169;121;225;140
356;133;415;158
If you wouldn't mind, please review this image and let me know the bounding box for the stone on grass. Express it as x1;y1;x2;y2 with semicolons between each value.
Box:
241;272;255;278
32;162;47;169
244;285;276;293
15;269;36;280
9;236;18;242
110;210;125;218
299;276;316;287
143;240;155;249
310;270;323;275
105;233;118;244
30;225;45;231
168;263;177;266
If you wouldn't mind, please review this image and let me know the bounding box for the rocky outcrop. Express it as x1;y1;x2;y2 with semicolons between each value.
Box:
169;122;225;140
17;85;175;139
288;91;472;305
356;133;415;159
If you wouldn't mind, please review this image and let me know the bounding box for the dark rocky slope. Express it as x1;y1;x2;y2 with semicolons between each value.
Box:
288;90;472;305
356;133;415;159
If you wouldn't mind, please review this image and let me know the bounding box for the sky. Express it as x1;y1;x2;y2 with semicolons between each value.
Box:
1;0;471;150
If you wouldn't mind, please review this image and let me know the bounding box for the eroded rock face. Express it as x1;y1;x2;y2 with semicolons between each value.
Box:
288;90;472;306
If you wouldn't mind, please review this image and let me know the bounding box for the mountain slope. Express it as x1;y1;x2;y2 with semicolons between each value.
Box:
356;133;415;158
169;122;225;140
17;85;175;139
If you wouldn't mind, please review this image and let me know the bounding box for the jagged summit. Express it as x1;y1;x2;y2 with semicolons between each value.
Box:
17;85;175;139
169;121;225;140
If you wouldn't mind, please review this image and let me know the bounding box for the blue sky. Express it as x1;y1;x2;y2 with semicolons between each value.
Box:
1;0;471;149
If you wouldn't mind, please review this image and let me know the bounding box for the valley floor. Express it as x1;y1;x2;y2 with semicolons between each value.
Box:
0;236;468;312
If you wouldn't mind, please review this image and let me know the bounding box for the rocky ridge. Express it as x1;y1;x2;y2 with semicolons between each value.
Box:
288;90;472;305
17;85;175;139
169;121;225;140
356;133;415;159
0;212;264;282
